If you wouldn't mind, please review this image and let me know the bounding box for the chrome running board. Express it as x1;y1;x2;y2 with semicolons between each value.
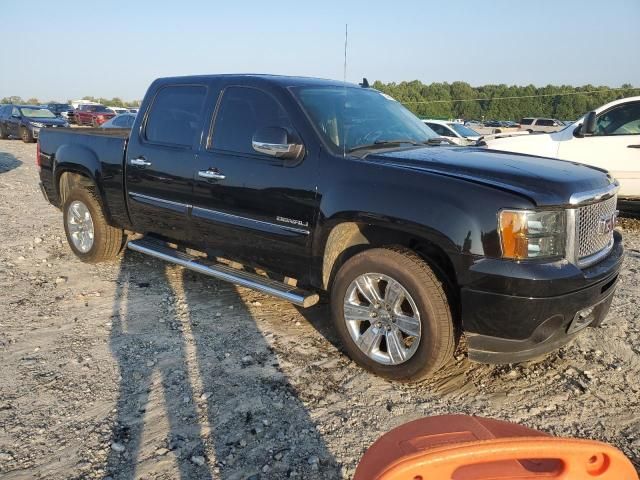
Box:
127;237;319;308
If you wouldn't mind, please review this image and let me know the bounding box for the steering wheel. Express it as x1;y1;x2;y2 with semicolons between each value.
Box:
355;130;385;146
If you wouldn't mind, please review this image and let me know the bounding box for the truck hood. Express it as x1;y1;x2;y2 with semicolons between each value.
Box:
368;146;614;207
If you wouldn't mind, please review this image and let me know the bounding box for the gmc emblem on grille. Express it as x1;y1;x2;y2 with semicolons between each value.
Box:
597;210;618;235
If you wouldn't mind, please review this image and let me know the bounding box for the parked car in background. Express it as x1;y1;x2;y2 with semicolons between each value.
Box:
107;106;129;115
38;74;623;381
519;118;565;133
42;103;74;120
0;104;68;142
484;96;640;200
74;104;115;126
422;119;481;145
100;113;136;129
127;108;139;114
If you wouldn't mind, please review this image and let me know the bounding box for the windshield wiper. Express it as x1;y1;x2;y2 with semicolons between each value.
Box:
347;139;421;153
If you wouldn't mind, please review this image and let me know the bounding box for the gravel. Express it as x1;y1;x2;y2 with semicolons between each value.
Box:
1;139;639;479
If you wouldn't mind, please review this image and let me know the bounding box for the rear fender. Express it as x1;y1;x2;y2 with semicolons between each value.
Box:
53;144;111;220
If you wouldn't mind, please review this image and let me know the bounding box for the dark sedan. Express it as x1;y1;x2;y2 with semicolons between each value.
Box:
0;105;68;143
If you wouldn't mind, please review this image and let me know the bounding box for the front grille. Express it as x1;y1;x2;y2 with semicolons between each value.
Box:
576;195;617;261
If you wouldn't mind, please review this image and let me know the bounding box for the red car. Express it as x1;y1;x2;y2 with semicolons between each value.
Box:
74;104;115;127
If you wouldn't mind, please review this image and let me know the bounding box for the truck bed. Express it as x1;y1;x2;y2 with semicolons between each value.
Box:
38;127;130;211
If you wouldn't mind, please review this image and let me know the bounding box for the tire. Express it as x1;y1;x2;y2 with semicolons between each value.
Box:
91;118;97;128
62;186;124;263
330;246;455;382
20;127;34;143
0;124;8;139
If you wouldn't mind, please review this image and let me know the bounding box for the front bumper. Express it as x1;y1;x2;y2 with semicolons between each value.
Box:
461;231;623;364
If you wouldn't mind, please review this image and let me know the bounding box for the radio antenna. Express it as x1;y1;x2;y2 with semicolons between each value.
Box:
342;23;348;158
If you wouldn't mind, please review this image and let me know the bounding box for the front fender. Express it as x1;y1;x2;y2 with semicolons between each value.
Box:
315;168;534;284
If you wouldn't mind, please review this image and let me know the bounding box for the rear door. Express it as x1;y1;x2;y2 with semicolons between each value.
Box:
125;84;208;241
558;101;640;198
190;85;318;278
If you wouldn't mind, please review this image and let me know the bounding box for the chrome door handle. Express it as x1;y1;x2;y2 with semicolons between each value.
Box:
198;170;226;180
130;157;151;167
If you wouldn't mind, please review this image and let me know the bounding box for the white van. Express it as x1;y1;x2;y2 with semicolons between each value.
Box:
483;96;640;199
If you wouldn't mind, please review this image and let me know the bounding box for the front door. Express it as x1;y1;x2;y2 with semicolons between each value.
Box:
558;101;640;198
125;84;209;241
8;107;21;137
190;85;318;279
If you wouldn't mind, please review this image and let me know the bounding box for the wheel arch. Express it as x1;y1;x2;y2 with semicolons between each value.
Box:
317;217;459;295
54;145;113;223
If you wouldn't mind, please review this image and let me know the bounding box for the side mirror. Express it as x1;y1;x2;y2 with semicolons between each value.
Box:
581;111;597;136
11;113;21;119
252;126;304;160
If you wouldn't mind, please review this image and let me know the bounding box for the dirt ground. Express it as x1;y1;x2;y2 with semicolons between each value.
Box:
1;139;639;479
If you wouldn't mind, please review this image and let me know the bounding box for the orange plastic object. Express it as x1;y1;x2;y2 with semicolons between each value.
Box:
354;415;638;480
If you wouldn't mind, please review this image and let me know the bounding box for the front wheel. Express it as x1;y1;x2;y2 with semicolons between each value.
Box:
62;187;124;263
21;127;34;143
331;247;455;382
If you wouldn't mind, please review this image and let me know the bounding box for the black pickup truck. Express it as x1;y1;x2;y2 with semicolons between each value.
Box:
37;74;623;381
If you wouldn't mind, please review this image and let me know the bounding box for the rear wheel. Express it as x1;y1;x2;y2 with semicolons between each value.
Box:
20;127;34;143
330;247;455;382
62;187;124;263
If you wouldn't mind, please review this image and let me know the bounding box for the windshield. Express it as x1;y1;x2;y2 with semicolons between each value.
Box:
19;107;56;119
87;105;110;112
450;123;479;137
294;87;437;152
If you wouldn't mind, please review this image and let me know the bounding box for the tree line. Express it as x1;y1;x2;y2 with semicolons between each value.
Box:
0;96;141;108
3;83;640;121
371;81;640;121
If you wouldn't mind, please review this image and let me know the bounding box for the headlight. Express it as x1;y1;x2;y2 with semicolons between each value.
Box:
498;209;566;259
30;121;45;128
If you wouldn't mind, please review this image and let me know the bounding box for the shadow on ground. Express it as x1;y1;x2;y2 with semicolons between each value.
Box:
104;250;339;479
0;150;22;174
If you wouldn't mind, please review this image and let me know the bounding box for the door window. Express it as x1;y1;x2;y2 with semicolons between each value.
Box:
427;123;452;137
536;119;554;127
210;86;292;155
595;102;640;136
144;85;207;147
12;107;20;117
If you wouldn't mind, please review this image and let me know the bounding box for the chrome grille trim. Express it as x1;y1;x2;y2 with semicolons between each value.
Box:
574;194;618;267
569;181;619;206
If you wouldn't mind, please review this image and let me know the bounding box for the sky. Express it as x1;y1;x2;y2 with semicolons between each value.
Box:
1;0;638;102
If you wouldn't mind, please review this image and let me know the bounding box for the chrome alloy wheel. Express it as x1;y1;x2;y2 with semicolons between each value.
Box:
66;200;95;253
343;273;421;365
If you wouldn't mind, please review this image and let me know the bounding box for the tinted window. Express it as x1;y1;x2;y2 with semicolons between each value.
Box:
145;85;207;147
427;123;452;137
211;86;292;155
595;102;640;136
520;118;533;125
536;119;554;127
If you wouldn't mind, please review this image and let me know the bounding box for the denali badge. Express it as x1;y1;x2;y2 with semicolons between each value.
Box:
597;210;618;235
277;216;309;228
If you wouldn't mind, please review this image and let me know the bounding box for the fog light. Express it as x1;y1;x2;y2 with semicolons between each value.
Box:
568;305;596;334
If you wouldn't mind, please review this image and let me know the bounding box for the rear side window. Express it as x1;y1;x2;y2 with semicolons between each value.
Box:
210;86;292;155
536;119;554;127
520;118;533;125
145;85;207;147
